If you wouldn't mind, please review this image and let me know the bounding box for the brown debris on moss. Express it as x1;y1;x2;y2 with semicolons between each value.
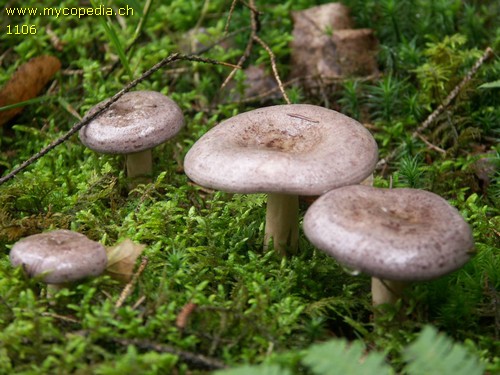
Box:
0;55;61;127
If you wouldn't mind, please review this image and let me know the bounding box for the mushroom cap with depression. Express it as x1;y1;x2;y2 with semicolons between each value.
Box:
79;91;184;154
184;104;378;195
10;230;108;284
303;185;474;281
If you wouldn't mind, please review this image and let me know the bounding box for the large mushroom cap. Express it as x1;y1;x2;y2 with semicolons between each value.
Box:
184;104;378;195
10;230;108;284
303;185;474;281
79;91;184;154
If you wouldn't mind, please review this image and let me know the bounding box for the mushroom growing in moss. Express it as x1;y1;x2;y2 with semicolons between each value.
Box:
79;90;184;187
184;104;378;255
9;229;107;294
303;185;474;307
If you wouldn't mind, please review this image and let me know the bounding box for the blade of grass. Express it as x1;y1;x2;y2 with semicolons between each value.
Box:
133;0;153;41
0;96;54;112
90;0;133;78
127;0;144;17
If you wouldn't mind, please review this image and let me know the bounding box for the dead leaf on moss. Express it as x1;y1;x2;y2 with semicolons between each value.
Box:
105;238;146;283
0;55;61;127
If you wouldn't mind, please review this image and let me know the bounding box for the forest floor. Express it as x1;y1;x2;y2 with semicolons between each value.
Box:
0;1;499;374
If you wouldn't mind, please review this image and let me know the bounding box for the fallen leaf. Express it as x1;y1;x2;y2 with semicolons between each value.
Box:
0;55;61;127
105;238;146;283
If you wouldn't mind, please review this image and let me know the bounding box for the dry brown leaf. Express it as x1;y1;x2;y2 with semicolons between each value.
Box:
105;238;146;283
0;55;61;127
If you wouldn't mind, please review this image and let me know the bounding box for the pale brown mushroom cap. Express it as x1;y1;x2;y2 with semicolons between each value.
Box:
79;91;184;154
303;185;474;281
10;230;107;284
184;104;378;195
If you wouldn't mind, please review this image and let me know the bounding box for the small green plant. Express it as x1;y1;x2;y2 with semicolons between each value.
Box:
215;326;486;375
366;74;409;122
338;80;362;120
412;34;481;109
396;154;426;189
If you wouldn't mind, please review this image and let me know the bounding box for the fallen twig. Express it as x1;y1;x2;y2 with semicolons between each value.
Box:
378;46;494;168
224;0;239;36
41;311;80;324
220;0;257;90
415;133;446;154
115;256;148;308
221;0;290;104
113;337;228;370
0;53;238;186
413;47;494;136
253;35;290;104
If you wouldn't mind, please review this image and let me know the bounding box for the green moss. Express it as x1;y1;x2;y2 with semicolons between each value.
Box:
1;0;499;372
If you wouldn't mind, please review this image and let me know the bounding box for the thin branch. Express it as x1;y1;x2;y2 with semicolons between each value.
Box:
41;311;80;324
115;256;149;308
240;0;261;14
413;47;494;136
221;0;257;89
239;76;302;103
253;35;290;104
415;133;446;154
0;53;238;186
221;0;290;104
224;0;238;36
113;337;228;370
239;74;378;103
378;46;494;168
195;26;251;55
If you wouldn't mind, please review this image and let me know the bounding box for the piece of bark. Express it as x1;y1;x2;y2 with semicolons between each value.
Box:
0;55;61;127
327;29;379;77
290;3;379;88
292;3;354;37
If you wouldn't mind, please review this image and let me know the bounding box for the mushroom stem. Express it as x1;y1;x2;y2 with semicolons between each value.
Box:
46;283;64;298
126;149;153;185
371;277;407;306
264;193;299;256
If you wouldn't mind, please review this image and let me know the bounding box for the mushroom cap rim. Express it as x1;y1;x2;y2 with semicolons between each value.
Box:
184;104;378;195
79;90;184;154
303;185;473;281
9;229;108;284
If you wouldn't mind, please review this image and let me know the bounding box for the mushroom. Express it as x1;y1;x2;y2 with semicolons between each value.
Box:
184;104;378;255
303;185;474;307
79;90;184;186
9;229;108;294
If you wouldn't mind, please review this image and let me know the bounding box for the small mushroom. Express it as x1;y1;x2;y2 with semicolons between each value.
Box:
9;229;108;294
79;91;184;186
303;185;474;307
184;104;378;255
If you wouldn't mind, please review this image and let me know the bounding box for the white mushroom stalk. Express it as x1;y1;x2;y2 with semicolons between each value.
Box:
79;91;184;188
126;149;153;179
264;193;299;253
184;104;378;256
303;185;474;308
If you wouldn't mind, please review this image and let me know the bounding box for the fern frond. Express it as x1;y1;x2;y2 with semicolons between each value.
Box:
403;325;485;375
214;364;292;375
302;339;392;375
